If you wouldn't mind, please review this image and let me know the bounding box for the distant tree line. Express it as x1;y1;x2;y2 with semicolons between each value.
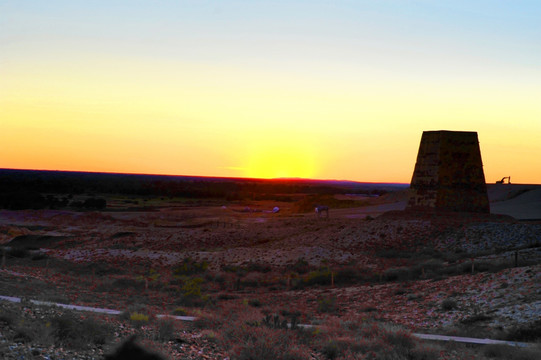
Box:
0;190;106;210
0;169;400;209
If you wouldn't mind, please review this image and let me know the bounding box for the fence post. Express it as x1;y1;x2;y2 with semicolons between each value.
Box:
515;251;518;267
471;258;475;274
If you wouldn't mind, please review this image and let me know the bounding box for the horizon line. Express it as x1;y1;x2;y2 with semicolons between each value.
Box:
0;167;410;185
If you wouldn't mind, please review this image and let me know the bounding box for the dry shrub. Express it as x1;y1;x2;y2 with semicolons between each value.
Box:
171;307;188;316
173;258;208;276
192;311;223;330
383;267;412;282
155;318;176;341
314;318;437;360
42;311;113;349
317;296;337;313
441;298;458;311
506;319;541;342
226;326;311;360
0;304;112;349
120;304;149;321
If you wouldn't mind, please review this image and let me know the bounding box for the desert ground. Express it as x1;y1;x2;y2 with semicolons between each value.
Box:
1;184;540;359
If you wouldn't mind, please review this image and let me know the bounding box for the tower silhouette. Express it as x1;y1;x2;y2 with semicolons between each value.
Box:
407;130;490;213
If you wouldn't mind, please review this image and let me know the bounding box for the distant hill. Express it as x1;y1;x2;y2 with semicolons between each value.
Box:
0;169;408;208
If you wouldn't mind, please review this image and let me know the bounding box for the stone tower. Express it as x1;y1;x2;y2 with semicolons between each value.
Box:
407;130;490;213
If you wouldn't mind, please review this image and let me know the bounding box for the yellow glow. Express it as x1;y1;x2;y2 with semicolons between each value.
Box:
1;58;540;183
244;140;317;179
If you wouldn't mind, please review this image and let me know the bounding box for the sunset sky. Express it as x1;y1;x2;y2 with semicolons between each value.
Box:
2;1;540;183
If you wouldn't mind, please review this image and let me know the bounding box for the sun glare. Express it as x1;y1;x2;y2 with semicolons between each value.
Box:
244;145;317;179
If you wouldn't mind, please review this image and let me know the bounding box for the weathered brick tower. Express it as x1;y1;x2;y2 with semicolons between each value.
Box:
407;130;490;213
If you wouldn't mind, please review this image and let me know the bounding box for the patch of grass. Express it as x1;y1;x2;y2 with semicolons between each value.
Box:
172;307;188;316
120;304;148;321
128;312;150;327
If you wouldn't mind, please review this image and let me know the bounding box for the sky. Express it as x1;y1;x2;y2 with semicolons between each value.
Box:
1;1;540;183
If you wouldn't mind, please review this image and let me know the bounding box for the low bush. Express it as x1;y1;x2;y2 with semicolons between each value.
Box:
176;277;210;307
334;265;366;284
120;304;148;321
155;318;176;341
483;344;541;360
7;247;30;258
113;277;145;290
244;262;271;273
16;309;115;349
384;328;415;352
441;298;458;311
173;258;208;276
31;251;48;261
460;313;492;324
0;307;18;326
304;267;332;286
317;296;337;314
172;307;187;316
506;319;541;342
248;299;262;307
288;258;310;274
320;339;347;359
223;326;311;360
383;267;412;282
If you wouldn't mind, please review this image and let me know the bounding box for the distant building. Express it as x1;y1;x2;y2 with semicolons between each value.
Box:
407;130;490;213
